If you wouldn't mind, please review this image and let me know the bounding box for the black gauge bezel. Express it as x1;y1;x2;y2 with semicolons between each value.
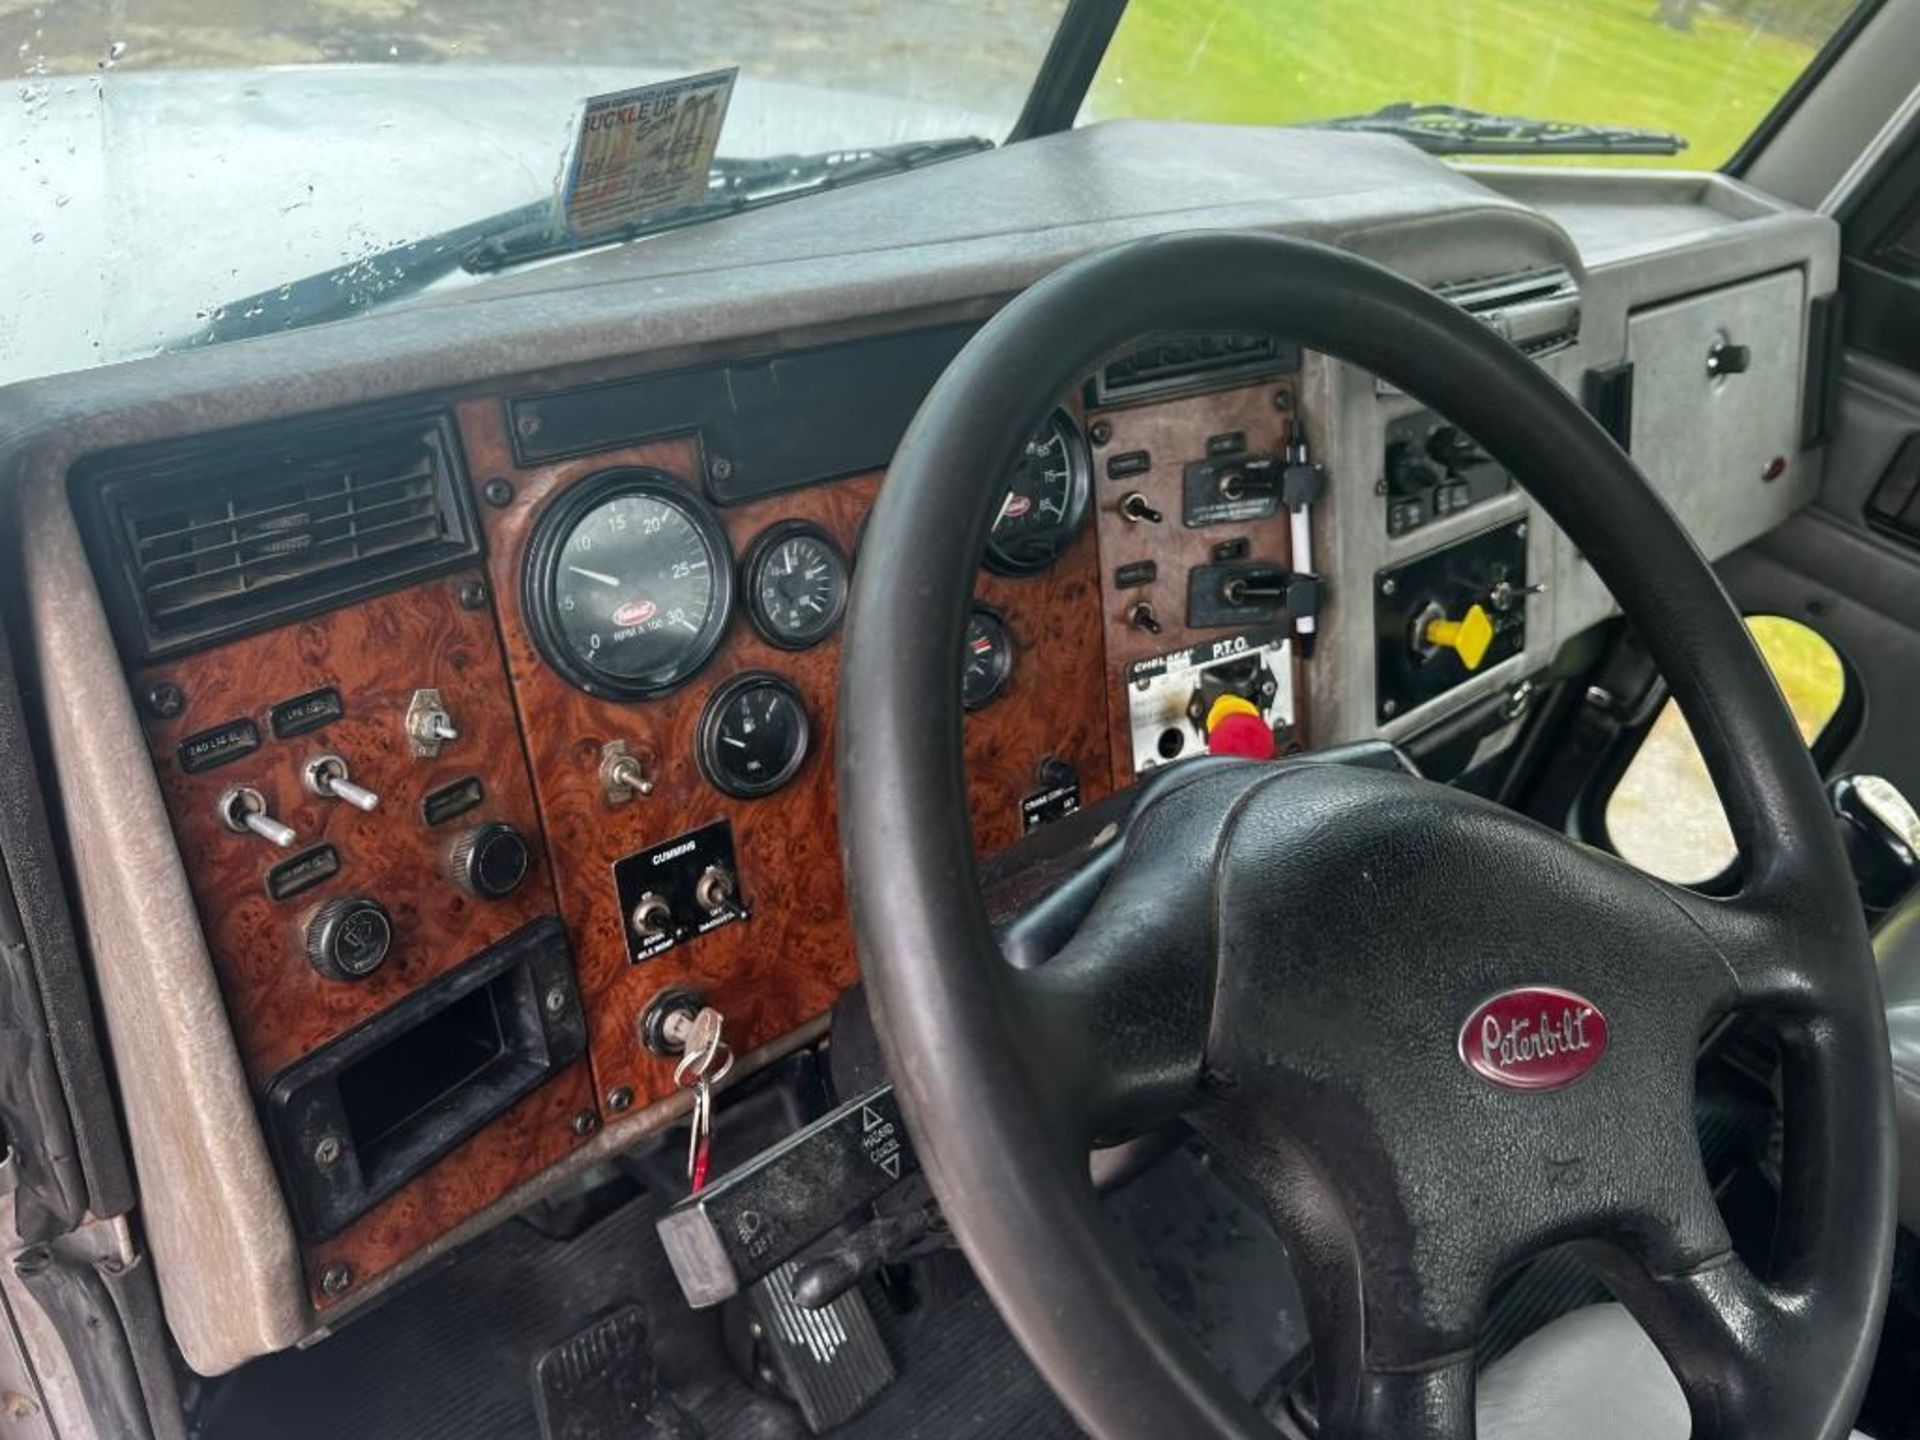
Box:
982;407;1093;578
961;604;1015;712
741;520;851;651
522;467;735;700
697;671;812;799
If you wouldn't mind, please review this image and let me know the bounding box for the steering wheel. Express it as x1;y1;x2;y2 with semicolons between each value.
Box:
837;232;1895;1439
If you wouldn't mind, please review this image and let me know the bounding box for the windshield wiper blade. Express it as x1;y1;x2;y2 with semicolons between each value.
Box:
1310;103;1686;157
181;135;993;348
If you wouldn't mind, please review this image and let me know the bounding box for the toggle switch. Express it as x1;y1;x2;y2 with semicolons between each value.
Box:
302;753;380;812
218;786;297;848
695;864;746;920
404;688;458;758
1421;602;1496;671
1127;600;1163;635
599;739;655;804
1120;493;1163;525
630;891;675;942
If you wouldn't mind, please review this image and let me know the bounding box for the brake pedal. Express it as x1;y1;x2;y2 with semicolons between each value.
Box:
739;1261;895;1434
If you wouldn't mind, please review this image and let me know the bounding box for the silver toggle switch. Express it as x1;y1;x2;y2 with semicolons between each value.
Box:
405;688;458;757
303;754;380;812
600;739;655;803
218;786;297;848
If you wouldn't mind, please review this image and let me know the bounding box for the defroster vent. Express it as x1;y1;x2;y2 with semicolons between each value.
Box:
81;408;480;661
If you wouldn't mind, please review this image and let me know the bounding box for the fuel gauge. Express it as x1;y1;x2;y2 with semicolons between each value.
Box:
697;672;811;799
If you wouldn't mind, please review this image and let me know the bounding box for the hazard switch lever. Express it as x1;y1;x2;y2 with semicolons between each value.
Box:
656;1084;919;1308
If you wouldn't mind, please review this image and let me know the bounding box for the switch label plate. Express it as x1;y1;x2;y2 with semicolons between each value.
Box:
1125;626;1294;776
612;819;746;963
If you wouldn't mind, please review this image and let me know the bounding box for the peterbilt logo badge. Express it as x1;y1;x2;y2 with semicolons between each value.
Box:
1458;986;1608;1091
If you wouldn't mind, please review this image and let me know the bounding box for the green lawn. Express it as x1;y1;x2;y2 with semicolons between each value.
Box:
1085;0;1825;168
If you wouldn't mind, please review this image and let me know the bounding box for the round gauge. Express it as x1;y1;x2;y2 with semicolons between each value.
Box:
698;672;811;798
961;606;1014;711
983;409;1092;576
743;521;850;650
523;469;734;699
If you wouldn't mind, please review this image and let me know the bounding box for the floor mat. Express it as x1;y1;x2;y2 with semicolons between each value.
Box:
194;1144;1299;1440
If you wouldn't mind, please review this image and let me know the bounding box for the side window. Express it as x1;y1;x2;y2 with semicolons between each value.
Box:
1604;616;1850;885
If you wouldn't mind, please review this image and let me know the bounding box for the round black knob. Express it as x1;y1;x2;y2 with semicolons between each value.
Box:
449;821;531;900
306;897;393;982
1425;425;1485;472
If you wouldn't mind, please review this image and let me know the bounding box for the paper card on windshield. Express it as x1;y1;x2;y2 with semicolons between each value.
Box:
560;69;737;241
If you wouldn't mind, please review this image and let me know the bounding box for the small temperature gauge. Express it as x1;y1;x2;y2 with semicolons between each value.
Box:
962;606;1014;711
743;520;850;650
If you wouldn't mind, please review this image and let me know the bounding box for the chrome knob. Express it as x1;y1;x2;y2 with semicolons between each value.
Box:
217;786;297;848
303;754;380;812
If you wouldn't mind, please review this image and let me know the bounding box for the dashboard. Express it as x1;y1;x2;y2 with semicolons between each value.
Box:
0;120;1839;1373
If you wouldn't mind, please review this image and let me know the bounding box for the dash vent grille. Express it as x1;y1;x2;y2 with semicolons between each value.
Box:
84;410;480;661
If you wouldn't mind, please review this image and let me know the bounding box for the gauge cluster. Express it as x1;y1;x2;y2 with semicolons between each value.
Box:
514;409;1095;799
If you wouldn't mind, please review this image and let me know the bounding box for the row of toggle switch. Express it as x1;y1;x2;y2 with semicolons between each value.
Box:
216;750;382;849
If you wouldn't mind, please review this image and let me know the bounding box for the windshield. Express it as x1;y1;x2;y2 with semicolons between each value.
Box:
3;2;1067;385
1087;0;1861;169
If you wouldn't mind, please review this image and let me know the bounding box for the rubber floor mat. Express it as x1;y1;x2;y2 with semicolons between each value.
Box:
194;1145;1303;1440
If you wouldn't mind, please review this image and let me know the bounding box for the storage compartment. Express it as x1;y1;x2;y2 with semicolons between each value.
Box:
264;916;586;1239
1625;269;1810;557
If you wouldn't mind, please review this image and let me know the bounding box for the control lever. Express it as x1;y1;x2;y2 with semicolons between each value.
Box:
1213;457;1280;503
789;1197;943;1311
1220;565;1290;608
1831;774;1920;912
657;1084;918;1308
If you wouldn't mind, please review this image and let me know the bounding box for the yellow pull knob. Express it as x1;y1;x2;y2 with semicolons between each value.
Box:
1204;694;1261;732
1424;603;1495;671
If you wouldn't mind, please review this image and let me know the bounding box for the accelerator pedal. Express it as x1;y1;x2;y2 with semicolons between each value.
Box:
740;1260;895;1433
532;1303;701;1440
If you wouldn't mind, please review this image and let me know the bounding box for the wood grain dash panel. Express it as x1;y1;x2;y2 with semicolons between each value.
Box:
134;570;598;1304
459;397;1114;1117
1089;380;1310;780
136;572;559;1084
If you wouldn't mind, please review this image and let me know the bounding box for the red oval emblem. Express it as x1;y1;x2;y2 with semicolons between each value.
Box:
1458;986;1608;1092
611;599;657;628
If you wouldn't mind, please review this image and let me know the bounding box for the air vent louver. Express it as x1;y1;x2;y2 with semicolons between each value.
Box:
1439;268;1582;358
1093;332;1301;405
83;410;480;661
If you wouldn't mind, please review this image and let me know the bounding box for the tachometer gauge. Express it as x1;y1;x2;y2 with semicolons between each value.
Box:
698;672;811;798
962;606;1014;711
983;409;1092;576
743;521;849;650
524;469;733;699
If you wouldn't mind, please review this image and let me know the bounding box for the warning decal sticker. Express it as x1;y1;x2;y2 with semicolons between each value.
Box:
560;69;737;240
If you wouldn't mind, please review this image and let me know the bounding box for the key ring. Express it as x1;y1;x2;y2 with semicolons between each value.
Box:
674;1040;734;1092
